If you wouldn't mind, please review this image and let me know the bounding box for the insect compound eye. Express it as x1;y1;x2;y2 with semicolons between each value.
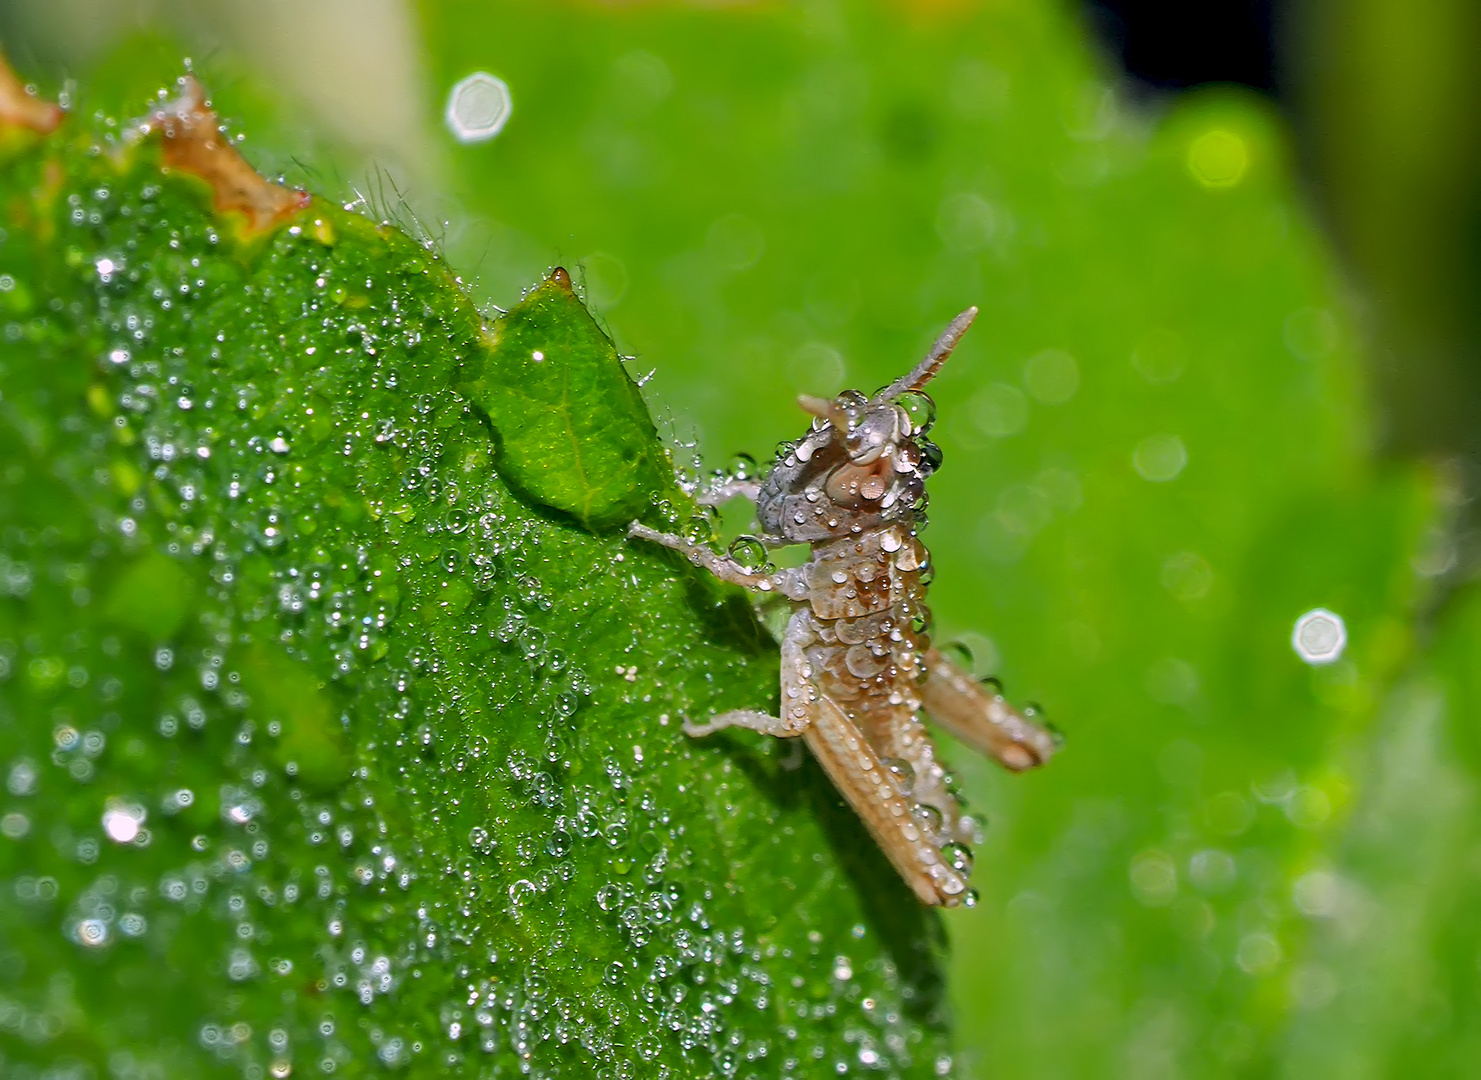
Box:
893;390;936;436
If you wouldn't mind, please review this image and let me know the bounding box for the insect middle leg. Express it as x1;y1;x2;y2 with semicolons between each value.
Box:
683;610;817;739
920;646;1059;771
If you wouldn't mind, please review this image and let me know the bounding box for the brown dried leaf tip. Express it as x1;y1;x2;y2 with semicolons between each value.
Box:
0;51;63;134
150;77;308;235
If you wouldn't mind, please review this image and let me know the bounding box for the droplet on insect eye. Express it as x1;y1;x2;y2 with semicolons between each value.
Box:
882;757;916;794
727;536;767;572
895;390;936;434
941;842;974;875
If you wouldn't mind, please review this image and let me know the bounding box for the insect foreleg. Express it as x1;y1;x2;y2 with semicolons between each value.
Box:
803;694;971;907
920;647;1059;771
628;521;807;598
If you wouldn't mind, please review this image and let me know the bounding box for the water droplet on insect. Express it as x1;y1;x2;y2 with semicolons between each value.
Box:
727;536;767;572
941;842;974;875
894;390;936;434
682;514;713;545
882;757;915;794
914;803;943;834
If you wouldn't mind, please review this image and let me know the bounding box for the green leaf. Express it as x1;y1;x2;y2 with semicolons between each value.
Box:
0;73;950;1077
104;551;197;639
458;269;668;529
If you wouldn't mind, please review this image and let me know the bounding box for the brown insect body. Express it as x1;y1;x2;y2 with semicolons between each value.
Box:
631;308;1059;905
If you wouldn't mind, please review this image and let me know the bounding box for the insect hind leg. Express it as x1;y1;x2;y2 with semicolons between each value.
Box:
920;646;1059;771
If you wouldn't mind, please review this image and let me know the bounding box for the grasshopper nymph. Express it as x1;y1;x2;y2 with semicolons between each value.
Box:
630;309;1059;905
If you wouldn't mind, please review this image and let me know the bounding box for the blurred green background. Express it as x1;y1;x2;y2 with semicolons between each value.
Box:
3;0;1479;1076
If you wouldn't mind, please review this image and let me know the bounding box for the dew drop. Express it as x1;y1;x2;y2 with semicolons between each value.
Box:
894;391;936;434
881;757;915;794
727;536;767;572
941;842;974;875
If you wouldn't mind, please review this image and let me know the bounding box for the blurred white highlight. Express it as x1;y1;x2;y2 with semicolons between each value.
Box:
446;72;512;144
1292;608;1346;665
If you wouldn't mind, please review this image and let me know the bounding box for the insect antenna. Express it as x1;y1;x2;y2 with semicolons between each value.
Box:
796;393;848;429
873;306;979;403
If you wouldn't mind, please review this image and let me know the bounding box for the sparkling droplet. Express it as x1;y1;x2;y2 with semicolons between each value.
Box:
894;390;936;434
881;757;916;795
682;514;714;545
941;842;974;875
727;536;768;573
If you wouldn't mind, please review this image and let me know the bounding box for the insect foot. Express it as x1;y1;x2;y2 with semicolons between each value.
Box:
632;308;1060;906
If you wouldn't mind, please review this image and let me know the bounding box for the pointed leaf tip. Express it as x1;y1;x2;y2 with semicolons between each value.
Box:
459;275;671;528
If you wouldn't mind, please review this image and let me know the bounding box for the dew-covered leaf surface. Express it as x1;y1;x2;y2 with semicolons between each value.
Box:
0;91;952;1077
